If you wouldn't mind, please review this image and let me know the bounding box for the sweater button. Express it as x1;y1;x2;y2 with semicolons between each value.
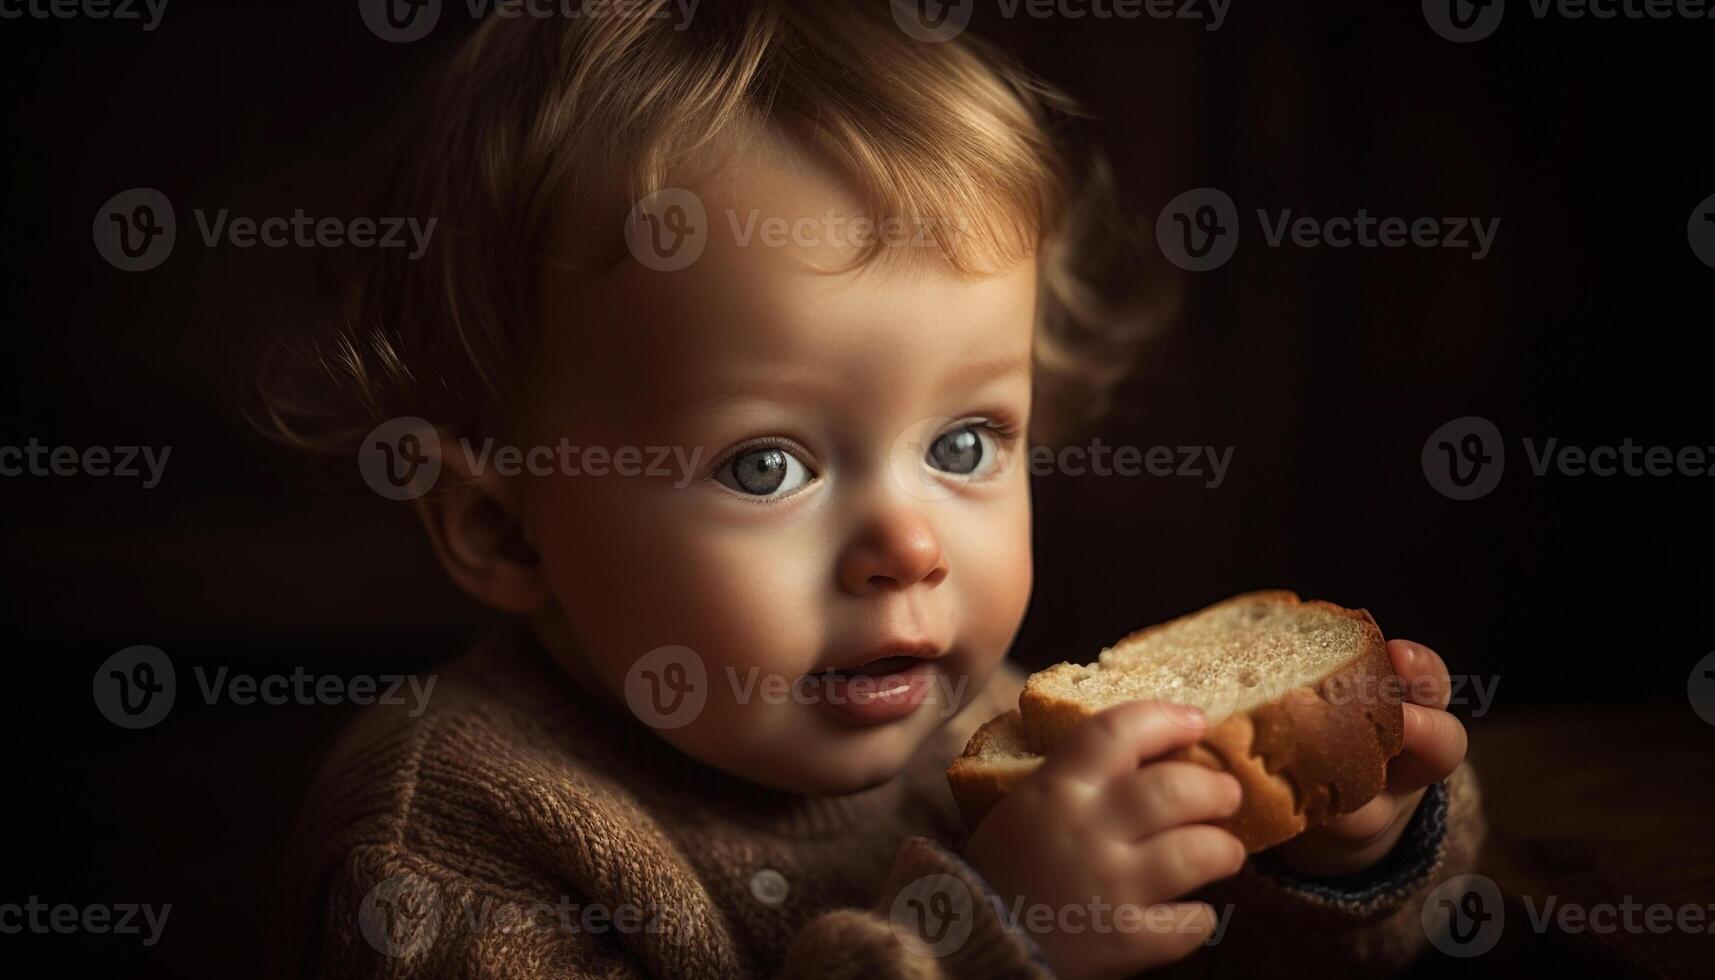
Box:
749;868;789;906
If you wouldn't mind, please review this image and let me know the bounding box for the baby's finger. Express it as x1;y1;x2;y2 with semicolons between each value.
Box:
1105;763;1242;840
1074;901;1219;978
1130;902;1222;970
1042;700;1210;786
1387;702;1467;792
1130;825;1247;904
1387;639;1451;709
1309;790;1399;843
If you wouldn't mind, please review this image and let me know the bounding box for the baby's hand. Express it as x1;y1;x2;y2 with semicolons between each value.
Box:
963;701;1246;980
1269;639;1469;878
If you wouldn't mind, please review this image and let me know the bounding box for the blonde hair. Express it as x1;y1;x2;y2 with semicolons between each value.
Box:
260;0;1173;454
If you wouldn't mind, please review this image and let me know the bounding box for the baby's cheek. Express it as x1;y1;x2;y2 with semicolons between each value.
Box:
954;491;1034;659
528;478;816;682
670;535;829;675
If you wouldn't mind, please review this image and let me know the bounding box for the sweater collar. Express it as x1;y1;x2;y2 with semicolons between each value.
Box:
468;620;913;839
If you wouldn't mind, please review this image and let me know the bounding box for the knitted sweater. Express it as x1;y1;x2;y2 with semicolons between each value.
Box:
270;622;1485;979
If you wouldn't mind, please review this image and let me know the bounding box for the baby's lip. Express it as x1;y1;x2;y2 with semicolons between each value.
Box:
822;641;945;675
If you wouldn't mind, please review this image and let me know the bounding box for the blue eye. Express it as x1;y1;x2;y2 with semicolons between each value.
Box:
927;424;1000;476
715;445;814;498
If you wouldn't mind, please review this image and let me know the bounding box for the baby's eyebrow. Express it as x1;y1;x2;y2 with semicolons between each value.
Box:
652;373;829;422
941;354;1031;390
652;354;1030;423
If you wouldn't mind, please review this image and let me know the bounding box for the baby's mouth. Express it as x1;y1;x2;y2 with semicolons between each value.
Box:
803;648;947;727
827;654;927;678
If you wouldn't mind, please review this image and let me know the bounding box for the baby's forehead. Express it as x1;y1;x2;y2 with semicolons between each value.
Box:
529;128;1038;425
535;234;1036;427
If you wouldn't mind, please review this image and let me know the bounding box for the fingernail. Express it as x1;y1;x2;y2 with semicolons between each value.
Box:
1184;706;1206;725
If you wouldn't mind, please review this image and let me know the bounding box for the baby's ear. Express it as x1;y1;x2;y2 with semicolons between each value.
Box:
412;432;550;614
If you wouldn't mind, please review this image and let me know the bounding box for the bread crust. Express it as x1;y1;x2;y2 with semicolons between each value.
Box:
945;710;1040;828
1009;591;1405;851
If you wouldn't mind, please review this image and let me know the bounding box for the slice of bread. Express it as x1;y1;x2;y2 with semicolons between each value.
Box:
945;710;1042;828
947;591;1404;852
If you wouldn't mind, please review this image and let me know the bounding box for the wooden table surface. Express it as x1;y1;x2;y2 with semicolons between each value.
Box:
1405;702;1715;978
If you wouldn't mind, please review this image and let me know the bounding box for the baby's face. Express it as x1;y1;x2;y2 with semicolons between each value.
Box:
520;130;1035;794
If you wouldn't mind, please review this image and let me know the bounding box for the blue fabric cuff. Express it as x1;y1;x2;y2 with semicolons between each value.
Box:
1252;780;1450;905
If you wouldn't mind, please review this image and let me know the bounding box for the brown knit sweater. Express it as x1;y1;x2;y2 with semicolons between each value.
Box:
270;622;1485;979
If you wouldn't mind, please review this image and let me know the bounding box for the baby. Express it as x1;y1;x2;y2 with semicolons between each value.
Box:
269;3;1483;978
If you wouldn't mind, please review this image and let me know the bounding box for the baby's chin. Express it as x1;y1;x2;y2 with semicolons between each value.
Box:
666;707;950;797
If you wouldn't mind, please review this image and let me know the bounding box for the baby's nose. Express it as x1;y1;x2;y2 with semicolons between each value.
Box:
835;510;949;594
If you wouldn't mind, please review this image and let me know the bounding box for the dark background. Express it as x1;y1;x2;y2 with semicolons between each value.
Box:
2;1;1710;976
